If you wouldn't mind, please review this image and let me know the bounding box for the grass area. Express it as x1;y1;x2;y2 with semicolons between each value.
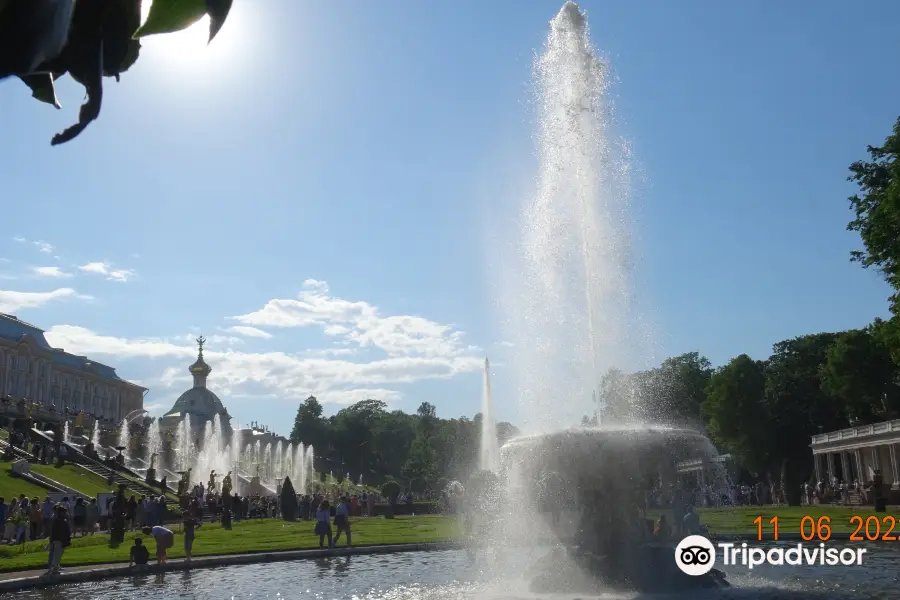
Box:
693;505;895;535
29;464;116;499
0;515;460;572
0;466;47;501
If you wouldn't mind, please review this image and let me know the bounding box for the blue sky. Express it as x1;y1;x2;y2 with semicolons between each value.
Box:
1;0;898;434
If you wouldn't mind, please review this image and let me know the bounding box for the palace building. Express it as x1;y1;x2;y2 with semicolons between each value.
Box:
810;419;900;491
0;313;146;423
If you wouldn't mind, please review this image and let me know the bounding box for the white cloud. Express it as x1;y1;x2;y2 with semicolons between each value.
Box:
78;261;136;282
12;237;54;254
303;347;359;358
43;322;481;405
233;280;471;358
33;266;72;278
0;288;89;313
302;279;329;293
227;326;273;339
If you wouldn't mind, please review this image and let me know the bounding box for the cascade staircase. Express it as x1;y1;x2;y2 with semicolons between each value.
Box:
846;490;864;506
0;437;37;461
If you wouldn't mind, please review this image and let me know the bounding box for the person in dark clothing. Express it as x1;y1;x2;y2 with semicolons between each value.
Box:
129;537;151;569
183;511;201;560
126;496;137;530
44;506;70;577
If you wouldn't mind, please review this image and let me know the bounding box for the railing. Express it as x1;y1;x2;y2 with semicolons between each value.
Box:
810;420;900;445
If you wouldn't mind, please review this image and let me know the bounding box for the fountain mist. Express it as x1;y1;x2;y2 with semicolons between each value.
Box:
479;357;500;472
499;1;638;432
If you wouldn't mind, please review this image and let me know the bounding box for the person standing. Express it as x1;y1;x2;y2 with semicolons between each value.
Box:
44;505;70;576
182;511;201;561
334;497;352;547
41;497;54;537
315;501;332;549
28;498;42;541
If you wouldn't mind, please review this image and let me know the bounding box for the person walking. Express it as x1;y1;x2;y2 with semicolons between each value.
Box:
315;500;332;549
334;497;352;547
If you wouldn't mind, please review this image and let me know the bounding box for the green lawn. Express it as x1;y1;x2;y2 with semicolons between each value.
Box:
29;464;116;499
0;515;461;572
694;505;894;535
0;466;49;501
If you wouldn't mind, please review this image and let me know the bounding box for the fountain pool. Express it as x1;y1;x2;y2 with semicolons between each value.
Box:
7;546;895;599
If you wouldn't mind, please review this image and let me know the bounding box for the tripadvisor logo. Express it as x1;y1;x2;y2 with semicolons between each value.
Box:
674;535;868;575
675;535;717;576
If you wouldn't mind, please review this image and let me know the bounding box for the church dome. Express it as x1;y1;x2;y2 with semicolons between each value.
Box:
161;335;231;425
164;387;229;421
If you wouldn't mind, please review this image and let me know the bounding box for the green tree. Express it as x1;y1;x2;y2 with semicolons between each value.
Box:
372;410;417;480
764;333;844;502
331;399;387;480
289;396;329;451
402;431;436;491
654;352;713;425
846;117;900;360
820;324;900;424
701;355;770;474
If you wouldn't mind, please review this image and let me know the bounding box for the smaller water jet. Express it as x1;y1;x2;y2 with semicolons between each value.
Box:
479;357;500;473
117;418;130;457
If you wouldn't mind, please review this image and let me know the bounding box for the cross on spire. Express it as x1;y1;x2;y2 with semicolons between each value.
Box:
197;335;206;358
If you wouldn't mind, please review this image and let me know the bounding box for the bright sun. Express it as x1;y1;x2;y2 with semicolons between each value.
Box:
138;1;244;69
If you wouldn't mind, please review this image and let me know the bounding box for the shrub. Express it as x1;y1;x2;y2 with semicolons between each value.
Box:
281;477;298;521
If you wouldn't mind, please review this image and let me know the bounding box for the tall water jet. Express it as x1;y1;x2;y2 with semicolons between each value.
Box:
305;445;315;492
230;427;243;491
147;418;162;473
479;357;500;472
294;443;305;492
90;420;100;448
274;440;283;480
499;0;638;432
62;421;70;444
117;418;130;457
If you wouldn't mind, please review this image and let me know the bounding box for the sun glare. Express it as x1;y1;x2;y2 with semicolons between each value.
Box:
137;0;249;72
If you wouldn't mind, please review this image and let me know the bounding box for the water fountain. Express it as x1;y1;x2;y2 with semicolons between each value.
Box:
146;418;162;474
499;0;639;434
62;421;69;444
492;2;731;593
90;420;100;448
479;357;500;473
117;418;130;457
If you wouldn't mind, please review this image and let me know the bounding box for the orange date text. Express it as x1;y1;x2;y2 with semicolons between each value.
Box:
753;515;898;542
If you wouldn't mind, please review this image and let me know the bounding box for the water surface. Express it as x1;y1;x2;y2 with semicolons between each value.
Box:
9;545;898;600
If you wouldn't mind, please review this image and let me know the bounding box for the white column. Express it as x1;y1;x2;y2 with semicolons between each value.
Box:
827;453;836;481
854;449;865;483
814;453;822;482
872;446;880;471
889;444;899;489
841;452;850;482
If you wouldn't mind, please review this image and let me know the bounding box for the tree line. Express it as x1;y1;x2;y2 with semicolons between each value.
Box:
591;115;900;504
289;396;518;493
